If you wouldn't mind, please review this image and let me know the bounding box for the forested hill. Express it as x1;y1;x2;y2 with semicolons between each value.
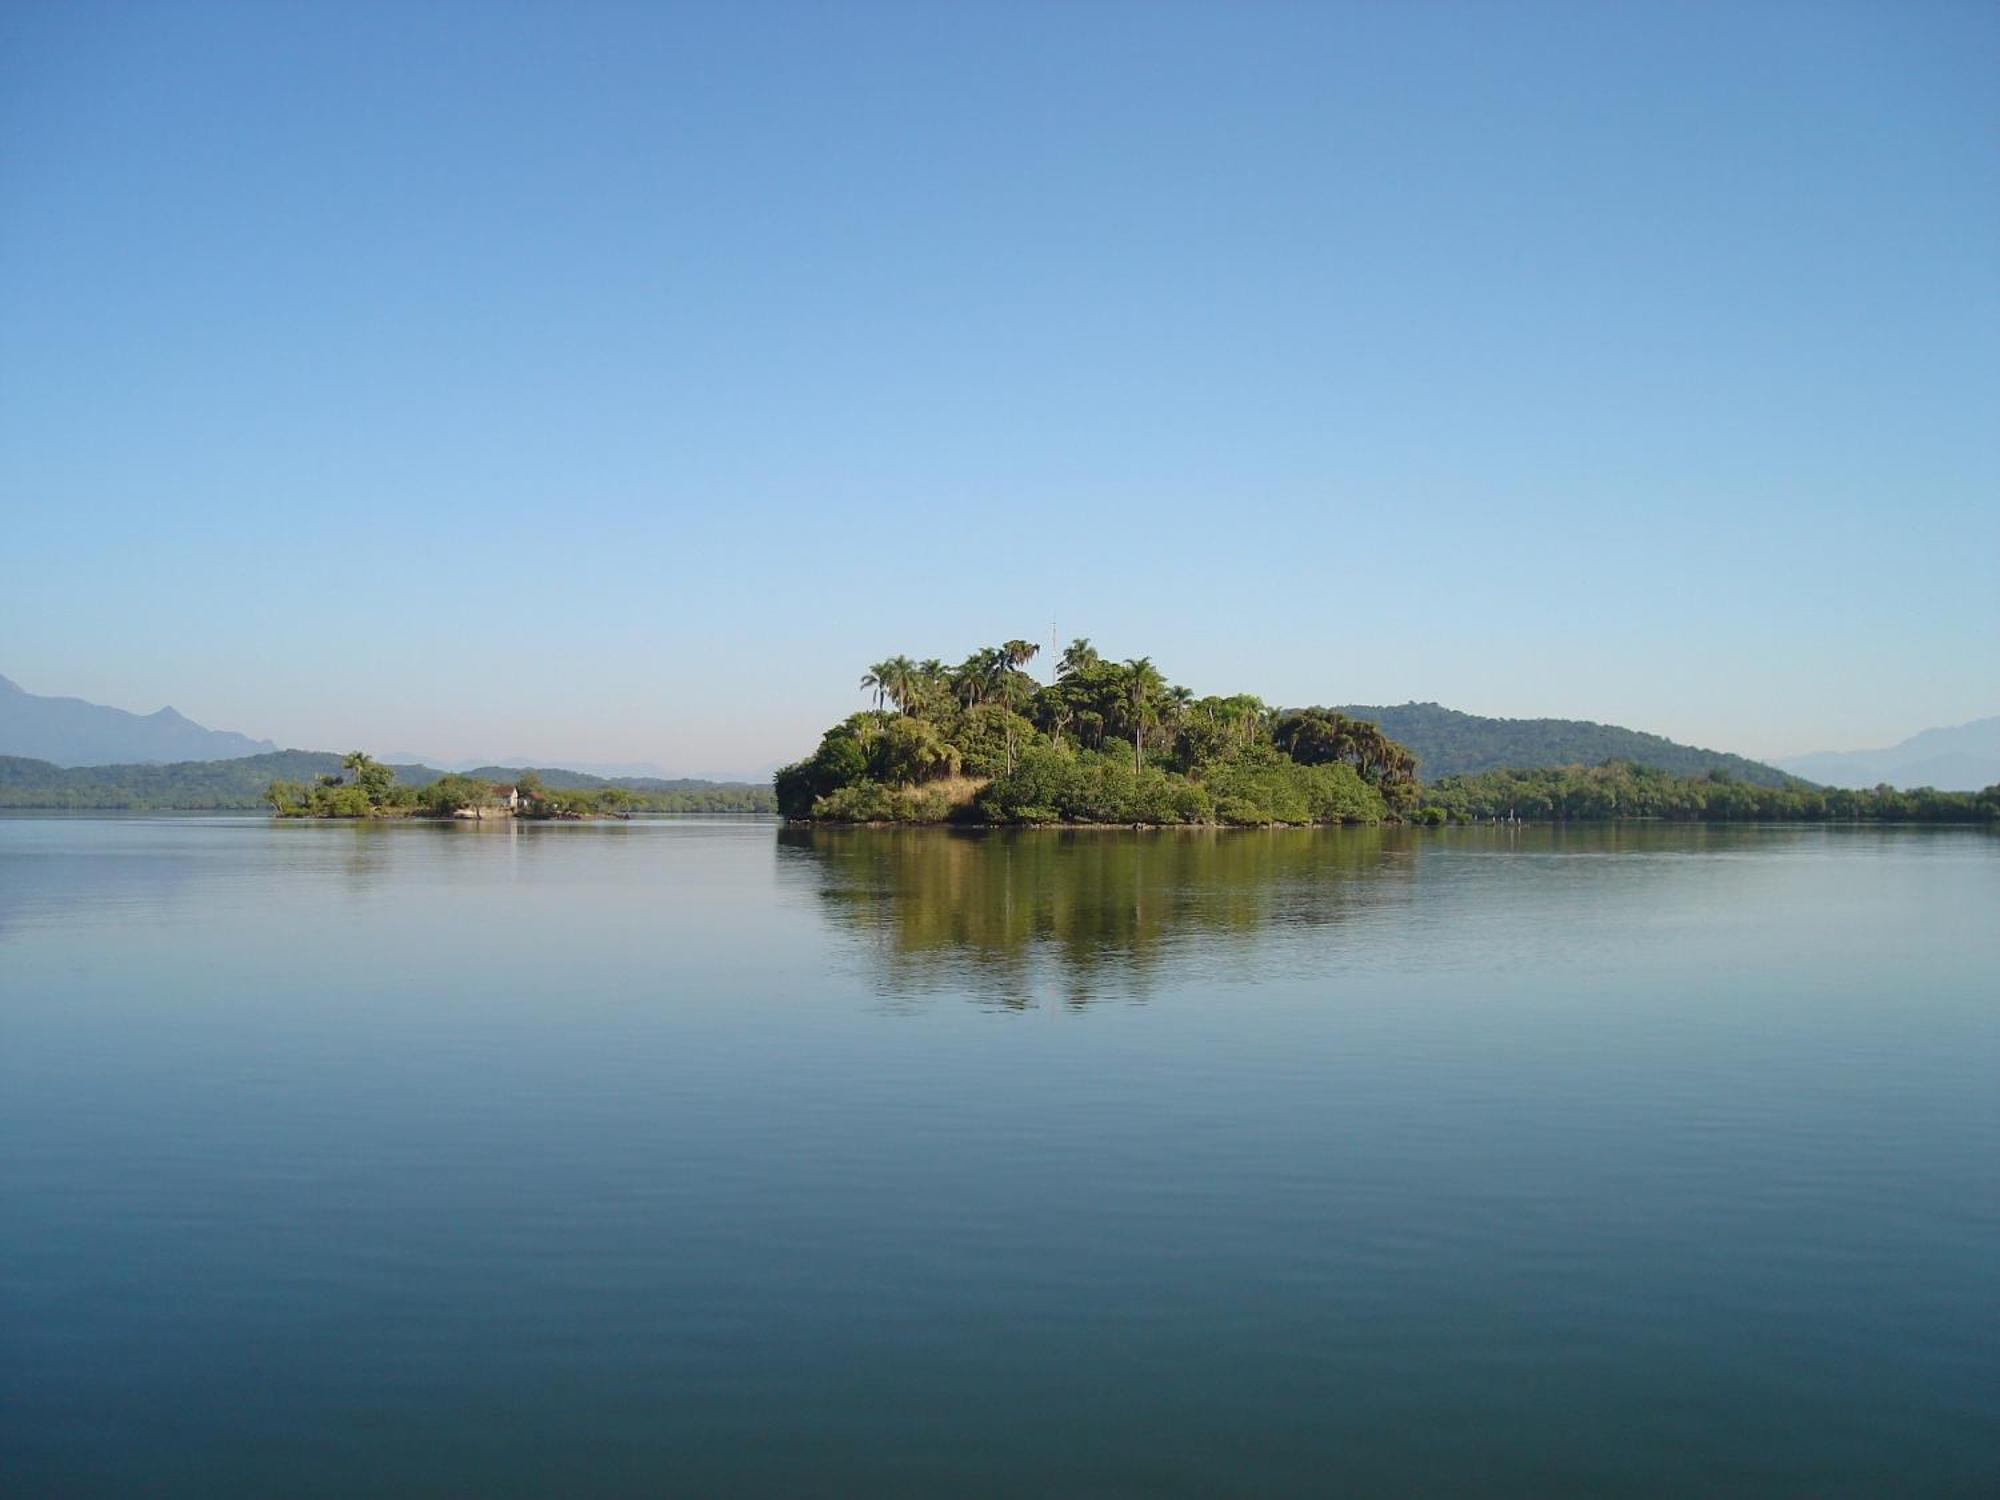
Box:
1335;703;1798;788
0;751;775;812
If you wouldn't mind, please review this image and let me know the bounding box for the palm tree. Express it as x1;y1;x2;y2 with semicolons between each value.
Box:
880;655;921;713
1058;638;1099;678
1164;685;1194;763
953;647;1009;707
860;659;894;710
1221;694;1268;751
1121;657;1164;772
985;640;1042;714
914;659;947;714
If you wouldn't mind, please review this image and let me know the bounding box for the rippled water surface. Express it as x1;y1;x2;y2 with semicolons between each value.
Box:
2;817;1996;1496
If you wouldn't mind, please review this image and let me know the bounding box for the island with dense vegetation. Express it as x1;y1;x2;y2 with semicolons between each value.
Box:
262;753;775;818
780;640;1422;826
779;640;2000;827
267;755;606;818
0;750;773;814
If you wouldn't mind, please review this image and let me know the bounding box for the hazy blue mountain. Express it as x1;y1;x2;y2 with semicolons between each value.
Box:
1774;717;2000;791
1335;701;1797;787
0;674;276;766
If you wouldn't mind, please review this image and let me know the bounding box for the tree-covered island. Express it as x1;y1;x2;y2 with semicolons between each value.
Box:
266;755;634;818
780;640;2000;827
779;640;1420;826
262;754;762;818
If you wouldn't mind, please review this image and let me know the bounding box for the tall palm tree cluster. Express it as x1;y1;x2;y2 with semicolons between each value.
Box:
858;639;1414;779
859;640;1044;716
778;637;1422;824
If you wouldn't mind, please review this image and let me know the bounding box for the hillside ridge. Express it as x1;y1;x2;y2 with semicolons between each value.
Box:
1335;702;1797;788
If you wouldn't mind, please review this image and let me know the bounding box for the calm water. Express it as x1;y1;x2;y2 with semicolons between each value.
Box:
2;817;1996;1496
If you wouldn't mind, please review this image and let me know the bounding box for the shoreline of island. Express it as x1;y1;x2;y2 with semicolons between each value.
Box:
776;639;1999;828
259;756;774;820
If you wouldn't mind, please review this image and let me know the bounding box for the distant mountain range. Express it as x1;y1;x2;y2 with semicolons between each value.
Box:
1335;702;1798;787
0;674;769;782
1773;717;2000;792
0;673;276;766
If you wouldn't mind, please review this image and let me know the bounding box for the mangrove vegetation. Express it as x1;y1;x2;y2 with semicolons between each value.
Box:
1418;761;2000;824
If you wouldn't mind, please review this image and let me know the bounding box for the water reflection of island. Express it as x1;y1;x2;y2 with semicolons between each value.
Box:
778;825;1421;1007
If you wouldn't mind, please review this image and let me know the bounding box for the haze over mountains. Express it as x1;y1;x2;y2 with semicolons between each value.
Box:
0;674;275;766
1774;718;2000;792
0;674;770;781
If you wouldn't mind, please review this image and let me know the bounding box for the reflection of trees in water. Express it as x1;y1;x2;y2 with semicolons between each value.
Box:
778;826;1418;1007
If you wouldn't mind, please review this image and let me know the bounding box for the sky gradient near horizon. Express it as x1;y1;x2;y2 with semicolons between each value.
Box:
3;0;1995;770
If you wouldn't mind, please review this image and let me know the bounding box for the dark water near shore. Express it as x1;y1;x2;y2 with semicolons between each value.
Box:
2;817;1996;1496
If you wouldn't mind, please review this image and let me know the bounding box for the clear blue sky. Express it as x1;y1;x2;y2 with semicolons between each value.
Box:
3;0;1994;770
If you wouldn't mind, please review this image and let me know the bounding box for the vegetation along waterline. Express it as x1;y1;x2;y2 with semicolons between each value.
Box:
778;640;2000;827
0;750;774;813
259;754;770;819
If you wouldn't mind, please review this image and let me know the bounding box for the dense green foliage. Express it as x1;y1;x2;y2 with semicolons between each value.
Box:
267;755;489;818
1;749;352;809
779;640;1418;825
1418;761;1999;823
783;646;1998;827
266;755;772;818
1338;701;1798;786
0;750;773;813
